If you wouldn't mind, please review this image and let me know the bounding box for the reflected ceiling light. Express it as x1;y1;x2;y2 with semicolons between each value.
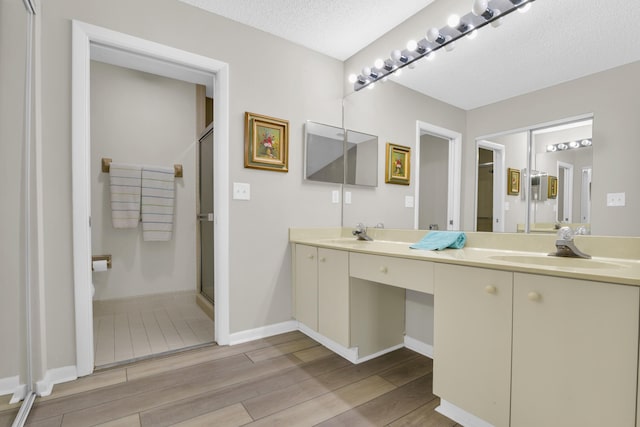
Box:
518;3;532;13
351;0;536;91
546;139;592;152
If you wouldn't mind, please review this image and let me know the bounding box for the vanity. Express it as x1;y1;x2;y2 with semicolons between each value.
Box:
290;227;640;427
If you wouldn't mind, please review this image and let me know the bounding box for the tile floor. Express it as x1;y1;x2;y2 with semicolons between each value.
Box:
93;291;214;367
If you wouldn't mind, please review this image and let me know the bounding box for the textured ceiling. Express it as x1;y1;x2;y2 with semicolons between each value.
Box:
179;0;640;110
178;0;436;60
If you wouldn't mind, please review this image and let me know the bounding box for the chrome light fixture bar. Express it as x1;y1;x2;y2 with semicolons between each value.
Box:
352;0;537;91
546;139;592;152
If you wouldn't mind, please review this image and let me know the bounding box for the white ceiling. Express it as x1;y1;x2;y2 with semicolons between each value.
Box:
179;0;640;110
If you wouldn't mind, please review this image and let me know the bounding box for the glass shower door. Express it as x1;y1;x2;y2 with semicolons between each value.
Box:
198;125;214;302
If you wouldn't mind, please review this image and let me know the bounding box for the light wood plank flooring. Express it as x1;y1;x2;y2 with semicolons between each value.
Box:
0;331;459;426
93;291;214;367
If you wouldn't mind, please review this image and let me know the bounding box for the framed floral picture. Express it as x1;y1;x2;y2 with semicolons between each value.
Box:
548;175;558;199
508;168;521;195
385;143;411;185
244;112;289;172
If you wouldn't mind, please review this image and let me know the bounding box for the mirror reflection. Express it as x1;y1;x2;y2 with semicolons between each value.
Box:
304;121;378;187
475;118;593;234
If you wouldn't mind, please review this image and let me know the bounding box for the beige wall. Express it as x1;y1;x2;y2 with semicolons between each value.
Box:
0;0;28;384
90;61;197;300
419;134;449;230
38;0;343;371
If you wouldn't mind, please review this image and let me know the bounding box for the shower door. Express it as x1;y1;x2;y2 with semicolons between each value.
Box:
198;125;214;302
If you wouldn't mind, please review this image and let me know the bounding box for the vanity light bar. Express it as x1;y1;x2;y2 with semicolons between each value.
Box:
546;139;592;152
352;0;537;91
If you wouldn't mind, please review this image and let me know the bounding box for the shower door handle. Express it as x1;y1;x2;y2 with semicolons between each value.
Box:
198;213;214;222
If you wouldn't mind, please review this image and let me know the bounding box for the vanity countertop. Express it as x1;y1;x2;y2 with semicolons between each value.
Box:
290;228;640;286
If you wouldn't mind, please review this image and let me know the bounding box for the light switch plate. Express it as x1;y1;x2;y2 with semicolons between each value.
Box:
332;190;340;204
344;191;352;205
405;196;414;208
233;182;250;200
606;192;625;207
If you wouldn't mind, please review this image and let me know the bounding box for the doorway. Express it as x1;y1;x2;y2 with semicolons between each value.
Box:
198;124;215;304
72;21;230;377
414;121;461;230
475;141;505;232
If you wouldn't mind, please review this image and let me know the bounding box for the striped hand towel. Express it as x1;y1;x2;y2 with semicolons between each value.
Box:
141;166;175;241
109;162;142;229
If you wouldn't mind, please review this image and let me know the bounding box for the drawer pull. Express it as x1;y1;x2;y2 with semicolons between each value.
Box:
307;254;315;260
319;257;326;262
484;285;497;295
527;291;542;302
379;266;388;274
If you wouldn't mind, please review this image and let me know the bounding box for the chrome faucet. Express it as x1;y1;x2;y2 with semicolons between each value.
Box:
549;226;591;259
352;223;373;241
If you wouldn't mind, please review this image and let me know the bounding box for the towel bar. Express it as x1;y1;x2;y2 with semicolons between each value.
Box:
101;157;183;178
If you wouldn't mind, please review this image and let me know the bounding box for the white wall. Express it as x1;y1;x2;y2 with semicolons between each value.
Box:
37;0;343;372
90;61;197;300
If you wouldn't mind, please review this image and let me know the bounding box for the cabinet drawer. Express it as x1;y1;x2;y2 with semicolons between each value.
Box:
350;252;434;294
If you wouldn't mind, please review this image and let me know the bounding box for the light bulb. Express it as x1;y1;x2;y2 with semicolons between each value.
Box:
447;14;460;28
406;40;418;51
491;9;503;27
518;3;531;13
557;143;568;150
569;141;580;148
348;74;357;84
581;139;592;146
391;49;402;62
426;27;442;43
546;145;556;152
362;67;371;77
374;58;384;69
444;36;455;52
472;0;489;16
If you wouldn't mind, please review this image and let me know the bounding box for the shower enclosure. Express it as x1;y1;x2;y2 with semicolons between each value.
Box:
198;124;215;303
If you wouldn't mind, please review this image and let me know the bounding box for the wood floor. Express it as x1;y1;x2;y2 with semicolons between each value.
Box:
93;291;214;366
0;331;459;427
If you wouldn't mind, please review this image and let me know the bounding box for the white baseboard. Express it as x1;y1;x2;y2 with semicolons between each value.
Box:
404;335;434;358
228;320;298;345
297;323;359;363
436;399;495;427
35;365;78;397
0;376;27;404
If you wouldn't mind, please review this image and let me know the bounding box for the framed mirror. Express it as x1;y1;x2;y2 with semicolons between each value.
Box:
304;121;378;187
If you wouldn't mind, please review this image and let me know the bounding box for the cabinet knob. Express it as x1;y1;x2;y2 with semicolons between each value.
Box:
307;254;315;260
527;291;542;302
379;266;388;274
319;257;326;262
484;285;497;295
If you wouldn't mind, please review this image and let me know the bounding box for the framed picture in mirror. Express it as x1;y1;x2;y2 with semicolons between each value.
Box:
244;112;289;172
385;143;410;185
548;175;558;199
508;168;520;195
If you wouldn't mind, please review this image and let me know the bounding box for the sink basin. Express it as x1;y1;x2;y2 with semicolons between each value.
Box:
490;255;626;270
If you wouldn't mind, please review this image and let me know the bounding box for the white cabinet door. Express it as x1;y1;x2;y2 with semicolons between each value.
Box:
433;264;513;427
512;273;639;427
293;244;318;331
318;248;349;347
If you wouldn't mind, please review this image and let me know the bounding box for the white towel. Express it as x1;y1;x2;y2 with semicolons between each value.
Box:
141;166;175;241
109;163;142;229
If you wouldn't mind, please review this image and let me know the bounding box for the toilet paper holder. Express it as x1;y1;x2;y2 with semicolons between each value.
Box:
92;254;112;270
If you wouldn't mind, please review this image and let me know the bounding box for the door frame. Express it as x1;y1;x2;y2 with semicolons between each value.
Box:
475;140;506;232
557;161;574;222
414;121;461;230
72;21;230;376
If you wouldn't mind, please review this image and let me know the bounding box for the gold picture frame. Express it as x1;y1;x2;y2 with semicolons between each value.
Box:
508;168;521;195
385;143;411;185
548;175;558;199
244;112;289;172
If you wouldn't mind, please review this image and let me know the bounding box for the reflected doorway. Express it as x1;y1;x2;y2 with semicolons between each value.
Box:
477;148;494;232
475;141;505;232
418;133;449;230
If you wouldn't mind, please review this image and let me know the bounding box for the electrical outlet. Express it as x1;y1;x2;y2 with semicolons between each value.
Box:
606;192;625;207
405;196;414;208
332;190;340;204
233;182;250;200
344;191;352;204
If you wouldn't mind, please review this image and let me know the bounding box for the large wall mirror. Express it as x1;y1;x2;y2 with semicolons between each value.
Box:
475;117;593;234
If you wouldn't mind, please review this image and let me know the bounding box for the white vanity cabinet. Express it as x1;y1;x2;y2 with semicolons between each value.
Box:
511;273;639;427
293;244;320;331
317;247;350;347
433;264;513;427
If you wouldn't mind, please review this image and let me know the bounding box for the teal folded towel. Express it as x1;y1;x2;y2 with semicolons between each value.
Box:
410;231;467;251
